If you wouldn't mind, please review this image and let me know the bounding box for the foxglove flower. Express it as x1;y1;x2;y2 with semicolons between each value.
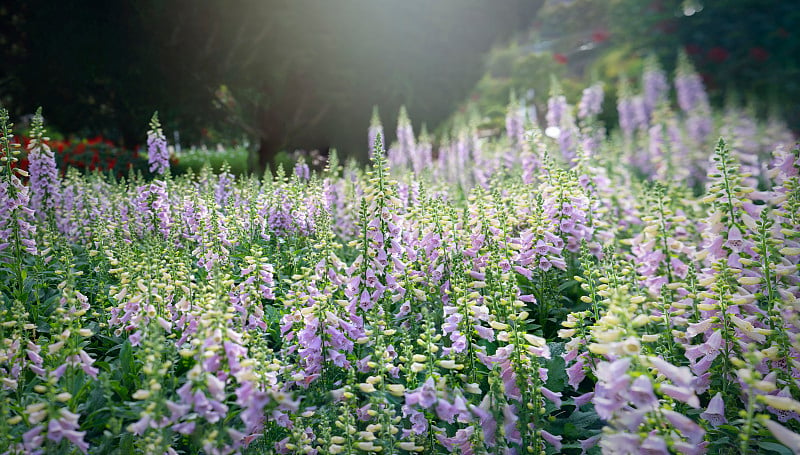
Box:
643;56;669;116
578;83;604;120
700;392;727;427
368;106;384;157
27;110;60;218
147;112;170;175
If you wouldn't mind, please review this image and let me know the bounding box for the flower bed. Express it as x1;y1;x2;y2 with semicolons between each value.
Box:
0;58;799;454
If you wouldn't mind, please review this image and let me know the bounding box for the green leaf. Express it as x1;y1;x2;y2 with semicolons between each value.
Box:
108;380;129;401
119;340;133;375
545;342;567;392
757;442;794;455
119;433;134;453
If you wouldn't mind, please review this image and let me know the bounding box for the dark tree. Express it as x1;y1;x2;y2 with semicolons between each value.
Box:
0;0;543;169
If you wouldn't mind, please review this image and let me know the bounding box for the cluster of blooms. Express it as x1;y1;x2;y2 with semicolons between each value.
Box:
1;52;800;455
147;112;171;176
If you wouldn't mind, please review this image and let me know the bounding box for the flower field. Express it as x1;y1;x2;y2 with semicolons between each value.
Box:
2;58;800;455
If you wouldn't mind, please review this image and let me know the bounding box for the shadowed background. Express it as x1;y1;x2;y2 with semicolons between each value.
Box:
0;0;543;168
1;0;797;171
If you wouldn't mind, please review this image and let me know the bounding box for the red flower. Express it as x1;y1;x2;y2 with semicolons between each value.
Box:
553;53;568;65
591;29;610;43
13;158;29;172
749;47;769;62
707;47;729;63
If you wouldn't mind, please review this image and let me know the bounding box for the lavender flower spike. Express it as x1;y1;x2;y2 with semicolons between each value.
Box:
147;111;170;175
27;108;60;218
368;105;384;158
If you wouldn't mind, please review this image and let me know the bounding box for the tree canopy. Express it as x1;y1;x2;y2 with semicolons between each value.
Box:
0;0;543;167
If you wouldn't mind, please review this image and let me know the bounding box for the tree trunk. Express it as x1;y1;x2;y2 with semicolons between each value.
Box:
257;135;282;174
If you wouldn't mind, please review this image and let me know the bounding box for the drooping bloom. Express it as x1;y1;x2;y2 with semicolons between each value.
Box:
700;392;727;427
764;419;800;454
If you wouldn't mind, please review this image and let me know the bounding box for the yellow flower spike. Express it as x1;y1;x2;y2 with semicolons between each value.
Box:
737;276;761;286
523;333;546;347
398;442;424;451
386;384;405;397
489;321;509;330
465;383;482;394
48;341;65;354
760;395;800;412
558;329;576;338
588;343;610;355
594;329;621;343
439;359;459;369
753;380;777;392
358;383;376;393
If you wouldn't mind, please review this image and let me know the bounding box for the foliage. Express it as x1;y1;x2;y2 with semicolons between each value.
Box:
1;60;800;455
